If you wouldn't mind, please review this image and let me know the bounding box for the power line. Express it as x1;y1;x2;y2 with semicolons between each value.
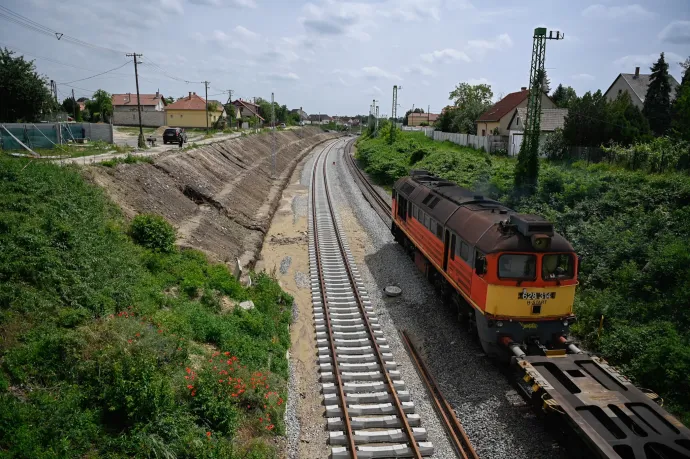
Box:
0;6;126;55
140;58;203;84
58;61;130;84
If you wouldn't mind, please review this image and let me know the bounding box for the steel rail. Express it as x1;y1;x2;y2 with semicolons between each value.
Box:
311;139;358;457
401;331;479;459
343;139;392;219
320;141;423;459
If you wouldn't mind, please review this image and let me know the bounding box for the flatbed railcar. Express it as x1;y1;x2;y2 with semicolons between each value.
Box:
391;169;690;459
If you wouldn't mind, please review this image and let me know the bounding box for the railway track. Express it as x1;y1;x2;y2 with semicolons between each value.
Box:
310;139;434;458
401;332;479;459
343;139;392;221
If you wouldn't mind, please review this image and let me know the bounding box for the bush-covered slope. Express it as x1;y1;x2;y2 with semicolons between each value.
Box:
0;157;291;458
357;132;690;424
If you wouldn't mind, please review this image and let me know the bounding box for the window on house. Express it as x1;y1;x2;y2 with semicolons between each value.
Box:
618;89;622;95
481;129;486;136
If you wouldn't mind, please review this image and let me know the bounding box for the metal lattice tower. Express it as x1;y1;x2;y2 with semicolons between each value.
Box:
516;28;563;189
392;85;398;122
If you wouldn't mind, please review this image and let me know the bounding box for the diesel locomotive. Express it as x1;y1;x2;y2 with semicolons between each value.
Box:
391;170;578;358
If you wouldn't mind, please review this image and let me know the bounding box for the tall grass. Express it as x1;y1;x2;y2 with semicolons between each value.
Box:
357;131;690;425
0;157;291;457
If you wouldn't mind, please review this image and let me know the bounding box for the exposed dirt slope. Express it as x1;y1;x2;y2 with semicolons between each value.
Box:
88;127;335;267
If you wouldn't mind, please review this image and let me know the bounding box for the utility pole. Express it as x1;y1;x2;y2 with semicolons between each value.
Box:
126;52;145;148
428;105;430;124
375;105;379;135
71;89;77;122
299;106;303;138
515;28;563;190
271;92;276;178
203;81;210;135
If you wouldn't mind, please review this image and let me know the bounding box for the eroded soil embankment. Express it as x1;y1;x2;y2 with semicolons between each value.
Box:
87;127;336;267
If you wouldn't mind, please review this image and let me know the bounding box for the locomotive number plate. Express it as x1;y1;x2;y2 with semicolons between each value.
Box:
518;291;556;300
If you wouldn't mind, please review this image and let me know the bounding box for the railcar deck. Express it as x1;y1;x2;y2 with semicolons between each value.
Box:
516;353;690;459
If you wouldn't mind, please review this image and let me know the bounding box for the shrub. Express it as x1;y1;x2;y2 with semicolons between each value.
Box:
541;128;569;160
130;214;176;252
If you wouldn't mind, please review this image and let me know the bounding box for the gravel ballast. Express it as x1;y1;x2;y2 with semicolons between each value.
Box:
326;140;566;459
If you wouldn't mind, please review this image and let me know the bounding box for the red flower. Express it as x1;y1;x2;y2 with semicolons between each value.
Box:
267;424;274;431
187;385;194;389
191;391;196;396
186;368;191;374
206;431;211;438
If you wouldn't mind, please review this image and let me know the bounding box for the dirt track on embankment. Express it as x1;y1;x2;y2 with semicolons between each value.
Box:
86;127;337;268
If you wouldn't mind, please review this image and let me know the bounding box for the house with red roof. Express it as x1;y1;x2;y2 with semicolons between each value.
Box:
112;91;167;127
475;88;555;137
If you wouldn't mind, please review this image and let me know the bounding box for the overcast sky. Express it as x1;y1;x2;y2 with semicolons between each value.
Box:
1;0;688;116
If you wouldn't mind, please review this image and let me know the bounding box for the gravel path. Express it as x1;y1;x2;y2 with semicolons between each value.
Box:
327;141;567;459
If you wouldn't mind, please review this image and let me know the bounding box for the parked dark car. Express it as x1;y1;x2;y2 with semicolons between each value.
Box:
163;128;187;144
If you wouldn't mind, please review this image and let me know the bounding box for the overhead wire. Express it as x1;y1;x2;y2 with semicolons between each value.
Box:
58;61;130;85
141;57;204;84
0;6;126;55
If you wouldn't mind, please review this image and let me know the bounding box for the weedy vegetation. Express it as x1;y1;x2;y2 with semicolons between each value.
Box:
0;157;291;457
357;130;690;425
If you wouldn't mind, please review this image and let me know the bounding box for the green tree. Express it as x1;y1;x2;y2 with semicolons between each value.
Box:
551;84;577;108
164;96;174;104
671;57;690;141
434;107;456;132
447;82;493;134
538;69;551;93
85;89;113;123
62;97;82;121
224;104;237;128
0;48;56;122
643;52;673;136
563;90;610;147
607;92;652;145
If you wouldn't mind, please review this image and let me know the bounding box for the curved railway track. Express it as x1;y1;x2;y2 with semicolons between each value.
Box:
340;137;480;459
310;139;433;458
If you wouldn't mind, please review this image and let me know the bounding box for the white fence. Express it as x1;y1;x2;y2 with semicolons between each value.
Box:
425;130;506;153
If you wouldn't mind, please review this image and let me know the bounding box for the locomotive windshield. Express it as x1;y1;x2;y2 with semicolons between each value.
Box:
498;254;536;280
542;254;575;280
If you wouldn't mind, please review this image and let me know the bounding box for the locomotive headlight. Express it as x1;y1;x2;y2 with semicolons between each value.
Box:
531;234;552;251
496;321;504;328
563;320;569;327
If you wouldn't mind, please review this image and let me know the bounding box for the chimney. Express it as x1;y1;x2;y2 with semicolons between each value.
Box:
156;90;159;97
189;91;192;99
521;87;527;91
634;67;640;78
127;92;131;103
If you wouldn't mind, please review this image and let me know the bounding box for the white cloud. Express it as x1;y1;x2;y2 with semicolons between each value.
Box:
366;85;383;96
613;52;684;72
571;73;595;81
466;77;491;86
188;0;256;7
160;0;183;14
421;48;470;64
361;66;402;81
403;65;436;76
466;33;513;56
234;25;259;40
263;71;300;81
659;21;690;44
581;4;654;20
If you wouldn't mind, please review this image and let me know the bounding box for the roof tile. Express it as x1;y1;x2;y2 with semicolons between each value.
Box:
476;89;529;122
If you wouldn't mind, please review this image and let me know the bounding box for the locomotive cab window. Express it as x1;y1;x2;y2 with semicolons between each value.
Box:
542;253;575;280
498;254;536;280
